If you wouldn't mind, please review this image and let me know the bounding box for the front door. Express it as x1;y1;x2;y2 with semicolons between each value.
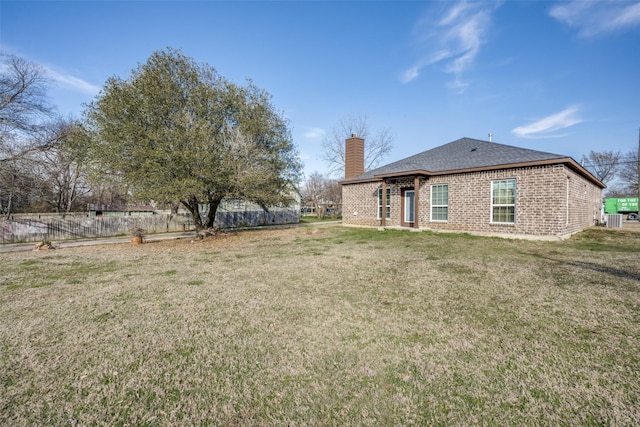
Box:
402;189;415;226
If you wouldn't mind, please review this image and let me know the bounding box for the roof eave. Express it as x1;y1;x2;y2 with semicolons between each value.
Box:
340;158;605;188
339;170;432;185
338;177;382;185
562;158;606;188
374;170;432;179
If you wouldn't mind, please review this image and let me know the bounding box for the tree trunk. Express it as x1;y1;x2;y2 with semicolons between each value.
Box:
180;197;223;230
5;192;13;219
181;197;203;230
203;197;222;229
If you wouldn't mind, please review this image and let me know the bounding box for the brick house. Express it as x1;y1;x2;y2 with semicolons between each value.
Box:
340;135;604;239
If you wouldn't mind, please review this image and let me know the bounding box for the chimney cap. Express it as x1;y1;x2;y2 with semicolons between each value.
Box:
351;133;359;138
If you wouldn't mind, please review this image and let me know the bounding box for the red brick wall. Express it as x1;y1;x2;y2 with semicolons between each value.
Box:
345;136;365;180
342;164;602;237
342;181;381;226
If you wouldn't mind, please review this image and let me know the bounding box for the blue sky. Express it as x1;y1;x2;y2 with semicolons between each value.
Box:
2;0;639;179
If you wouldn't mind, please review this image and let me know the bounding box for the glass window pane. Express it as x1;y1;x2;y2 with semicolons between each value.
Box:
491;180;516;223
378;188;391;219
492;180;515;204
493;206;514;223
405;190;415;222
433;206;448;221
386;188;391;219
431;184;448;221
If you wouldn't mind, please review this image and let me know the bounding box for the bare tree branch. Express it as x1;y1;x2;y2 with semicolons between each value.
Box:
320;114;393;178
0;52;55;162
37;120;92;213
300;172;341;218
584;150;621;185
618;149;638;195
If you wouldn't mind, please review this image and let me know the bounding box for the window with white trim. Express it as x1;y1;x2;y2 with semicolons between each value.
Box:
377;187;390;219
431;184;448;221
491;179;516;223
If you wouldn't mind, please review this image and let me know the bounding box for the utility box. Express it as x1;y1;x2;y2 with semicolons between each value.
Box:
605;214;623;228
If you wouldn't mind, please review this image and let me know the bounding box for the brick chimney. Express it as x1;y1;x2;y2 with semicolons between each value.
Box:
345;133;365;179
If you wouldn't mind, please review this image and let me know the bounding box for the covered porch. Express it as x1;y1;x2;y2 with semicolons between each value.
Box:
379;173;427;229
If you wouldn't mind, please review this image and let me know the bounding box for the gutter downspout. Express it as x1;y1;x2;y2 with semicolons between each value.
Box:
381;180;387;227
566;175;570;229
414;176;420;228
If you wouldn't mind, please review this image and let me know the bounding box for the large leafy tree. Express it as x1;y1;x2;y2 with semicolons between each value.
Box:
85;48;301;229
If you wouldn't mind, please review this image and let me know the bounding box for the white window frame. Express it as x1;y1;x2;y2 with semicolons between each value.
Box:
377;187;390;220
430;184;448;222
491;179;516;224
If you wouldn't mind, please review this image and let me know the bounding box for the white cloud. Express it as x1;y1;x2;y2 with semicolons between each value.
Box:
439;1;473;26
429;49;453;64
400;1;499;89
399;65;420;83
302;127;325;139
46;67;101;96
446;77;469;93
550;1;640;37
512;105;583;139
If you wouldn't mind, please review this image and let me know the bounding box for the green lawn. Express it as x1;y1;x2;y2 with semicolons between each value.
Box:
299;215;341;223
1;225;639;425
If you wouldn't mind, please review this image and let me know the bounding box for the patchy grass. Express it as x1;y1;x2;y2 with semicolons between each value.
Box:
1;226;639;425
299;215;341;224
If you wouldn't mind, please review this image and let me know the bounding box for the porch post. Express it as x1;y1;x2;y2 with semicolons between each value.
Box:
381;180;387;227
414;176;420;228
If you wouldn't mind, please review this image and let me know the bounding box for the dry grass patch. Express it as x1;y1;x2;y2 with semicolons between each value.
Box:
1;225;639;425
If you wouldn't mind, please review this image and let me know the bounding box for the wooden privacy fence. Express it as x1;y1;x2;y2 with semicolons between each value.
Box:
215;209;299;228
0;214;194;244
0;209;300;244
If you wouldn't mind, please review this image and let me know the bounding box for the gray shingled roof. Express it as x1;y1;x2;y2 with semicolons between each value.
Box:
351;137;568;180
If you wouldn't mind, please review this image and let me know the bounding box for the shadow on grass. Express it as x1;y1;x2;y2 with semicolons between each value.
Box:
564;260;640;283
533;253;640;285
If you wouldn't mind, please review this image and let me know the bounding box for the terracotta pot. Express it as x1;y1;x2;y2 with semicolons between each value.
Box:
130;236;143;244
